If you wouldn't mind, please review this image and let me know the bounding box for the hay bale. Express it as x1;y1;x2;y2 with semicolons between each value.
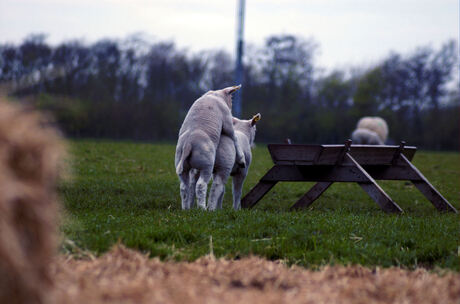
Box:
0;98;65;304
52;244;460;304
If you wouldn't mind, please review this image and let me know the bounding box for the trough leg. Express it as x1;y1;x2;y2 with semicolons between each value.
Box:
345;153;403;213
290;182;333;210
357;183;402;213
241;181;278;209
400;155;458;213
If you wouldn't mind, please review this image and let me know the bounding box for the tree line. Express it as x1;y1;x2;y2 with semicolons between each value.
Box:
0;34;458;149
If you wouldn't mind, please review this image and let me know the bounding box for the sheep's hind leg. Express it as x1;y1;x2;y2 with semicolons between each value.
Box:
178;172;189;210
216;183;225;210
232;173;246;210
217;170;231;209
187;169;199;209
208;174;226;211
196;169;212;210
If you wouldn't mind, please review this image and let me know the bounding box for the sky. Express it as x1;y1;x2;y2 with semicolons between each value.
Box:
0;0;458;70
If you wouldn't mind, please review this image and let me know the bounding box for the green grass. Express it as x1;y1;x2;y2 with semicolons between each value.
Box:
60;140;459;270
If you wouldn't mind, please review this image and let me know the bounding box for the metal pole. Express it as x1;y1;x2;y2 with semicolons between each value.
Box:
234;0;245;118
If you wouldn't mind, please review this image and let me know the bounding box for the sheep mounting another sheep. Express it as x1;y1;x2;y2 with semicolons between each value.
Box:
351;116;389;145
208;113;261;211
175;85;247;210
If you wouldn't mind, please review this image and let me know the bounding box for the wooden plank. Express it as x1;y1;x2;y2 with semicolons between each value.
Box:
313;140;351;165
241;180;277;209
348;144;417;161
400;146;417;161
260;165;370;182
268;144;417;165
363;165;421;181
347;146;417;165
399;154;458;213
315;146;345;164
259;164;423;182
345;153;403;213
268;144;321;165
290;182;333;210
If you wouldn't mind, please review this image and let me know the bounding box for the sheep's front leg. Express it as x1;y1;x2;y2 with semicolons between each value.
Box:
222;117;246;168
232;173;247;210
208;174;226;211
196;169;212;210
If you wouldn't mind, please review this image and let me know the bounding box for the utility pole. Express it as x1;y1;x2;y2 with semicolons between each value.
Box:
234;0;245;118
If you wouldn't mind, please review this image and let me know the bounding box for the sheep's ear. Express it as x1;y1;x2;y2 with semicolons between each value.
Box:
223;84;241;95
251;113;261;126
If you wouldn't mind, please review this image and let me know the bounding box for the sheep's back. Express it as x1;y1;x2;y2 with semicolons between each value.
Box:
179;96;226;146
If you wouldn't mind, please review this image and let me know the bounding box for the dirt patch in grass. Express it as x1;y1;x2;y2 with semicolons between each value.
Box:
52;245;460;304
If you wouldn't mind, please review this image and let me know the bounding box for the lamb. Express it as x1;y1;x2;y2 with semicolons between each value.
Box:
351;128;383;145
175;85;246;210
208;113;261;211
351;116;388;145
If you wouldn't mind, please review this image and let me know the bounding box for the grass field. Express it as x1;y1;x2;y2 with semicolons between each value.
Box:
59;140;459;270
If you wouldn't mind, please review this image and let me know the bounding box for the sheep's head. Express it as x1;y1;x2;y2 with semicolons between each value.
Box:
218;84;241;110
233;113;261;146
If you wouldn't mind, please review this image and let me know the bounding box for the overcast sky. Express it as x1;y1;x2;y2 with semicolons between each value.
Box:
0;0;458;69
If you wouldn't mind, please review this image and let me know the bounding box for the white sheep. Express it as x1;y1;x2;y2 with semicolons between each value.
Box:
351;128;383;145
351;116;388;144
175;85;246;210
208;113;261;211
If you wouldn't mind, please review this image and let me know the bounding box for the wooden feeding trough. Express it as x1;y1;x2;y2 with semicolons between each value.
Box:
241;140;457;213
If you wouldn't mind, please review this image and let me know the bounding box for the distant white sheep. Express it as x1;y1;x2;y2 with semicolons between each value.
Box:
352;116;388;145
208;113;261;211
351;128;383;145
175;85;246;210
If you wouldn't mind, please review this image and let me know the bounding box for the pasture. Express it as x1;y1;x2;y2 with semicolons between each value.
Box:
60;140;459;270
